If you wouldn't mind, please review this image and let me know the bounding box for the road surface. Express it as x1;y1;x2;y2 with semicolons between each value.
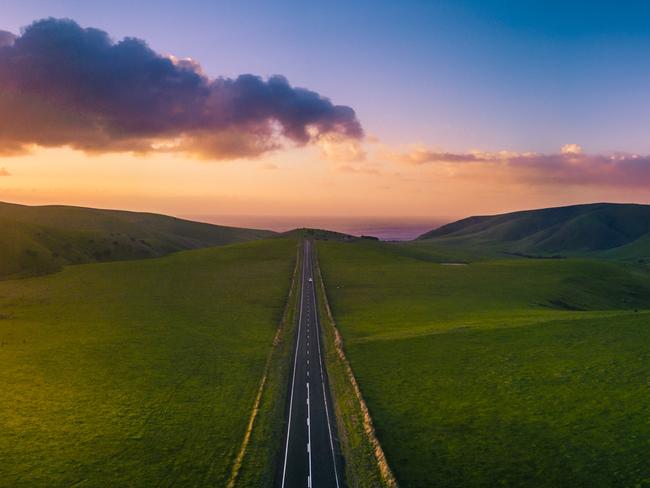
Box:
277;240;346;488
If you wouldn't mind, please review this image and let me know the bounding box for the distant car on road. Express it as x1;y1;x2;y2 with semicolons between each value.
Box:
308;278;313;282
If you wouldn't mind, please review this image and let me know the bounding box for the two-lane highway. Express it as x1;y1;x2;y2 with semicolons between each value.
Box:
277;240;345;488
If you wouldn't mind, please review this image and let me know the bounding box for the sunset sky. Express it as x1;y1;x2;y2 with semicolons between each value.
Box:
1;0;650;229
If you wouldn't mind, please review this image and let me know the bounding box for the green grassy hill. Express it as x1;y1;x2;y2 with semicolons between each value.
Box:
416;203;650;260
280;227;356;241
317;239;650;487
0;238;297;486
0;201;275;278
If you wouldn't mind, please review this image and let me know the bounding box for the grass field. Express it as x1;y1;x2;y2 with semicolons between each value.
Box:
0;238;295;487
314;256;392;488
317;239;650;487
0;201;274;279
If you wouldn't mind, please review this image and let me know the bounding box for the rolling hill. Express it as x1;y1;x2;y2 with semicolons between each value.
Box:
280;227;357;241
417;203;650;260
0;237;297;486
317;238;650;487
0;201;275;278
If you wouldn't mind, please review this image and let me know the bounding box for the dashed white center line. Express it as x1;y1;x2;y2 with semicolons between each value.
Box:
280;242;307;488
307;381;312;488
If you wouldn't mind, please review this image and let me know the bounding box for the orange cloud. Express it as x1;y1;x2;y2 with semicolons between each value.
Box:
560;143;583;155
259;162;279;170
335;164;381;175
312;131;366;162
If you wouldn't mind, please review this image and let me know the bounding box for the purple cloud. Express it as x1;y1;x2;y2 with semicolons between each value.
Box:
0;31;16;47
509;152;650;187
0;18;363;159
390;144;650;188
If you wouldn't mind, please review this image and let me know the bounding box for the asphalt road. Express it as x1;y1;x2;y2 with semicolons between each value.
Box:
277;240;346;488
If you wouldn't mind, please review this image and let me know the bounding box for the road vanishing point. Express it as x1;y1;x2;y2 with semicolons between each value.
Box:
277;240;346;488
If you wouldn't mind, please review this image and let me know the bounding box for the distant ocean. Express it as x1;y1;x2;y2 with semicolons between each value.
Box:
182;215;448;241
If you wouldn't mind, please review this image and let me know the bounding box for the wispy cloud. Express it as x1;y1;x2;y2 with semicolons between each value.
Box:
314;132;366;162
335;163;381;175
386;143;650;188
0;30;15;47
0;18;363;160
259;162;278;170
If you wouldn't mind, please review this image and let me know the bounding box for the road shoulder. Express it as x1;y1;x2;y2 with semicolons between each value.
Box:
314;244;399;488
231;241;302;487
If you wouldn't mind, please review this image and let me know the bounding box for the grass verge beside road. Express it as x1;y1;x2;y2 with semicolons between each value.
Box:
0;238;296;487
317;239;650;487
314;245;397;488
234;242;301;487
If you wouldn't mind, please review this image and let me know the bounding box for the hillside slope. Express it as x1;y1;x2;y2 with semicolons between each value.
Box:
417;203;650;259
280;227;357;241
0;238;296;486
0;201;275;278
317;239;650;487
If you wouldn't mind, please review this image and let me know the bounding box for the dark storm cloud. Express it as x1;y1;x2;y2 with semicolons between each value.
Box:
0;18;363;159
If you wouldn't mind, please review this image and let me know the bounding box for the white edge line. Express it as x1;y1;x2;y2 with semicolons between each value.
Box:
280;241;307;488
310;244;342;488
